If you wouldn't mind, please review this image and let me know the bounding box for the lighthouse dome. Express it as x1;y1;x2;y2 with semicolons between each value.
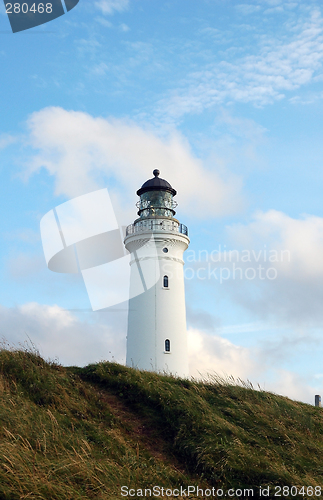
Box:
137;170;177;196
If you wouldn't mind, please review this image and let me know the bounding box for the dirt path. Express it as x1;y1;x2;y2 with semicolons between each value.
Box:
98;389;186;474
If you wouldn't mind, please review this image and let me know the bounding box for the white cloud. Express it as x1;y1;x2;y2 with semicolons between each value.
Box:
186;306;221;332
120;23;130;32
217;110;267;142
3;229;40;244
94;0;129;15
264;6;284;14
0;134;16;149
91;62;110;75
223;210;323;324
188;328;260;381
235;4;261;15
184;208;323;377
23;106;244;222
95;17;113;27
156;8;323;117
0;302;126;366
187;327;317;403
6;253;44;281
263;369;316;403
228;210;323;278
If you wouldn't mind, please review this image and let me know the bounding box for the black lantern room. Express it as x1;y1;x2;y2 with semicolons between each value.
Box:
136;169;177;219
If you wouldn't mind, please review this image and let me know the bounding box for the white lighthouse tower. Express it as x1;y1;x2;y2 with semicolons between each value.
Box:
124;170;190;377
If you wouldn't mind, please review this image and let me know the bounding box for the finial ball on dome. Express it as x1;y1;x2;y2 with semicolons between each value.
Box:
153;169;160;177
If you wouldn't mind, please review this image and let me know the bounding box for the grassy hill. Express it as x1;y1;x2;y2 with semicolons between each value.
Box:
1;348;323;499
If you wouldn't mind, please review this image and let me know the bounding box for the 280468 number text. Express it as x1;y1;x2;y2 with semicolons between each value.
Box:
5;3;53;14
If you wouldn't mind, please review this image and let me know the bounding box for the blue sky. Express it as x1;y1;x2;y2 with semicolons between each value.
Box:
1;0;323;403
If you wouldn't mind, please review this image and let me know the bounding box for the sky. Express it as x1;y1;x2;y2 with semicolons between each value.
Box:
1;0;323;404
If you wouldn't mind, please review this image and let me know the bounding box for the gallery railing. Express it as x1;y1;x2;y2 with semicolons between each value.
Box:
126;220;188;237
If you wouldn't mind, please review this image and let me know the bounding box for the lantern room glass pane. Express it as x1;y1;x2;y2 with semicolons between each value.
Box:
139;190;175;218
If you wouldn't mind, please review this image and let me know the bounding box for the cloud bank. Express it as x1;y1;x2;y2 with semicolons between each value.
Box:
0;303;126;367
0;302;316;403
24;106;243;222
224;210;323;324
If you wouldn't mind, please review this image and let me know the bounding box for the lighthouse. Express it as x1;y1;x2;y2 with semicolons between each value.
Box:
124;170;190;377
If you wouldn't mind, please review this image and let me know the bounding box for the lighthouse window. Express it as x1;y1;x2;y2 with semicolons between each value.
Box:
165;339;170;352
163;275;169;288
163;247;168;253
